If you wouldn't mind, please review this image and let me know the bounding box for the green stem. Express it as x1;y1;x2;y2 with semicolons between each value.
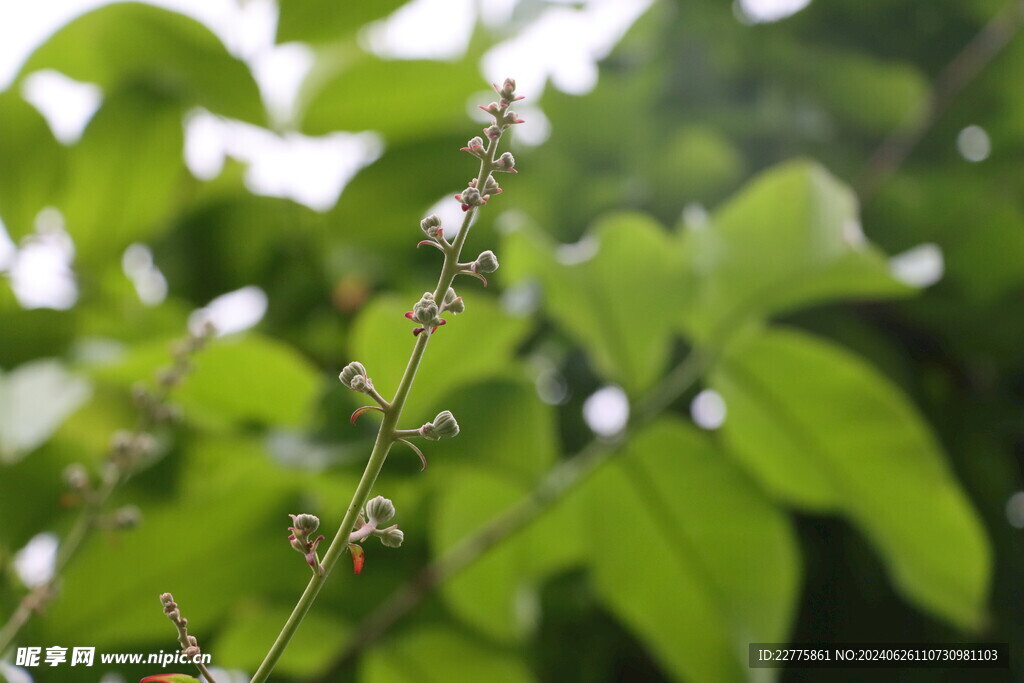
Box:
250;127;505;683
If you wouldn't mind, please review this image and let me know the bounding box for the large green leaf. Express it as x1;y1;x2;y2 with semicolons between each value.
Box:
503;212;686;395
301;57;481;140
361;624;533;683
710;326;990;629
277;0;409;44
92;333;322;428
0;360;91;463
350;292;530;423
680;160;912;340
432;468;585;643
579;420;799;682
59;88;187;268
19;2;264;123
0;92;63;239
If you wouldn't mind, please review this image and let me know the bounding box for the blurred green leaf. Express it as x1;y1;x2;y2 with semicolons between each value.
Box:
0;360;91;463
0;91;63;239
680;159;912;340
19;3;264;123
351;292;530;422
42;436;301;646
301;57;481;140
59;88;187;268
430;378;558;483
711;326;990;629
503;212;686;395
432;468;584;643
579;419;799;682
214;604;350;677
277;0;408;44
93;334;322;428
361;623;533;683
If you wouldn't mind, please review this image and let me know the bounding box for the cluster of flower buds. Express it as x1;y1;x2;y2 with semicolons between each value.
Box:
420;214;443;241
159;593;203;658
419;410;460;441
288;513;325;576
345;496;405;574
455;185;488;213
339;361;374;394
404;292;447;336
442;287;465;315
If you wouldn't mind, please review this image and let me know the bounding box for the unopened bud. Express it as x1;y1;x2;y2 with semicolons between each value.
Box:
443;287;465;314
495;152;516;173
501;110;524;127
462;136;486;157
413;294;439;325
365;495;396;526
63;463;90;491
421;410;459;441
378;526;405;548
474;250;499;274
484;124;502;139
420;214;442;238
339;361;369;390
289;513;320;537
111;505;142;529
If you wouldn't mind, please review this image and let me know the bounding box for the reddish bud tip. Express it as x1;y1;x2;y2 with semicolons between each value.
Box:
349;543;365;574
405;311;415;320
413;327;425;336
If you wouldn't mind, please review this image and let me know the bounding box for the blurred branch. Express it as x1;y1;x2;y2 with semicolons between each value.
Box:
0;324;214;656
334;350;710;666
858;0;1024;197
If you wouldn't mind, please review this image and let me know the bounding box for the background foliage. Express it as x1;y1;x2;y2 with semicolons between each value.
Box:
1;1;1022;681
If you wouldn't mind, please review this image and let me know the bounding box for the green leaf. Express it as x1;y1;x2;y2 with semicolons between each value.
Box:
0;360;91;463
579;420;799;682
93;334;322;428
430;377;558;483
350;292;530;423
432;468;584;642
503;212;685;395
361;624;533;683
213;604;350;677
710;326;990;629
301;57;481;140
0;91;63;239
277;0;409;44
680;159;912;340
19;3;264;123
59;88;187;268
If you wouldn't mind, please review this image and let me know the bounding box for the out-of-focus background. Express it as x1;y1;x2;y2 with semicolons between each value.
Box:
0;0;1022;681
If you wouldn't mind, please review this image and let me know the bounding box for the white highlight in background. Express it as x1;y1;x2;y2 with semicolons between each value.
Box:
10;208;78;310
189;285;268;336
737;0;812;23
21;69;102;144
13;532;59;588
583;385;630;437
889;243;944;288
691;389;727;430
957;125;991;163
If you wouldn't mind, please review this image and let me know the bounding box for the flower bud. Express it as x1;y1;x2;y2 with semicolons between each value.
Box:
339;361;369;391
479;102;503;118
111;505;142;529
462;136;485;157
421;410;459;441
63;463;90;491
494;77;520;105
420;214;442;238
483;176;502;195
484;124;502;139
501;110;524;127
365;495;396;526
473;250;499;274
412;294;439;325
289;513;320;537
378;526;405;548
349;374;370;392
443;287;465;314
495;152;516;173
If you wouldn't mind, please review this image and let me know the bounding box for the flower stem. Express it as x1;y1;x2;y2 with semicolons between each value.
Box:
250;114;506;683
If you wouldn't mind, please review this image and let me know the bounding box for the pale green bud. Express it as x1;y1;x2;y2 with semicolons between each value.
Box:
421;410;459;441
339;361;368;389
365;495;396;526
378;526;405;548
474;250;499;274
